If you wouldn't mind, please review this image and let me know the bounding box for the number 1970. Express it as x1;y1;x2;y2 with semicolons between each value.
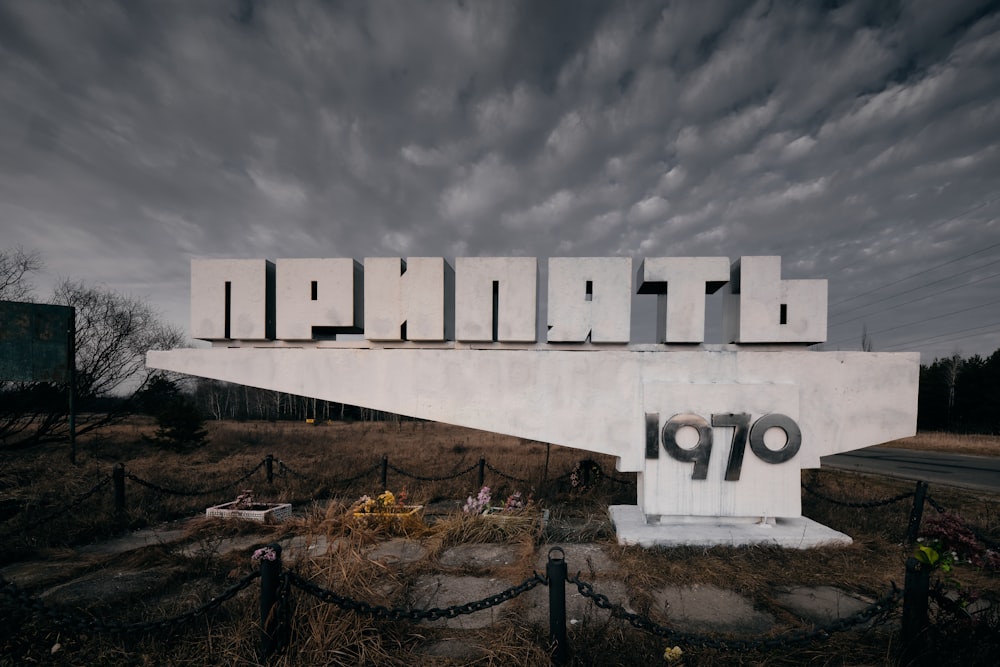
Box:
645;413;802;481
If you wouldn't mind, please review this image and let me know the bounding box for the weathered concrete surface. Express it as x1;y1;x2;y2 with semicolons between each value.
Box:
439;543;520;569
410;574;516;629
368;538;429;565
773;586;872;624
40;569;175;607
652;584;775;633
534;543;620;577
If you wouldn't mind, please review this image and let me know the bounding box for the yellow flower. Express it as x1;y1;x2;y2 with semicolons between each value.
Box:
377;490;396;508
663;646;683;662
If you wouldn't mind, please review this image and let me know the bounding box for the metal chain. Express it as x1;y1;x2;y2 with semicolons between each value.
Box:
483;461;530;483
568;573;901;652
17;475;113;532
286;570;546;621
386;460;479;482
278;459;381;485
0;570;260;634
126;459;266;497
924;495;1000;551
801;482;915;508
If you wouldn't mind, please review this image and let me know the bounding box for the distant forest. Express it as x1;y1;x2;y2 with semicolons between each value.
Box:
918;347;1000;434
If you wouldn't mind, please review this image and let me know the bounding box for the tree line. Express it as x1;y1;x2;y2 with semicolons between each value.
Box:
918;348;1000;434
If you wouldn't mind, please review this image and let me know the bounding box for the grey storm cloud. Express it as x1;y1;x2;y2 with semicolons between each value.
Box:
1;0;998;360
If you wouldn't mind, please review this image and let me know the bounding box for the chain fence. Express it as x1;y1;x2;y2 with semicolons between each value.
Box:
386;459;480;482
286;570;547;621
125;459;266;497
567;573;903;652
15;474;113;533
801;481;915;508
0;570;260;634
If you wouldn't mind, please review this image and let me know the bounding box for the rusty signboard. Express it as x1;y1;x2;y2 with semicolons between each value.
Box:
0;301;75;383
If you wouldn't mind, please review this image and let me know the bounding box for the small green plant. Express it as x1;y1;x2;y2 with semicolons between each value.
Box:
147;396;209;451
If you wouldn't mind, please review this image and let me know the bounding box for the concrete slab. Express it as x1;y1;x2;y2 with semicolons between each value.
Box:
609;505;852;548
40;569;173;607
75;526;190;555
410;574;515;629
535;543;619;578
0;560;90;590
773;586;872;624
653;584;775;634
439;543;520;569
416;637;488;661
368;538;428;565
522;578;631;626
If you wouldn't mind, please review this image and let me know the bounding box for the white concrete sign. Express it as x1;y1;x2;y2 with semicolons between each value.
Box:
150;256;918;548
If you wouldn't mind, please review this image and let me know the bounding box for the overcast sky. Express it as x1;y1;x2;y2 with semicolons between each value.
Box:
2;0;999;362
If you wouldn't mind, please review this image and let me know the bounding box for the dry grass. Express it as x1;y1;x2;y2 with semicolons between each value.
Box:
1;420;998;665
883;431;1000;457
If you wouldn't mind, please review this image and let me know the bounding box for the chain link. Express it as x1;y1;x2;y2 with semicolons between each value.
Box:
924;495;1000;551
386;460;479;482
802;482;915;508
0;570;260;634
568;573;901;652
17;475;113;532
286;570;546;621
483;461;530;483
277;459;381;485
126;459;266;497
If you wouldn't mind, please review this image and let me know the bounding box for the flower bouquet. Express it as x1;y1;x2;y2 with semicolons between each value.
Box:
351;489;423;531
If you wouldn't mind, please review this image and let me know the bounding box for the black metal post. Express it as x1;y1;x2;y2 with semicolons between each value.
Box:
478;457;486;488
901;556;930;666
265;454;274;484
905;481;929;544
112;463;125;516
380;454;388;490
547;547;568;665
259;543;283;662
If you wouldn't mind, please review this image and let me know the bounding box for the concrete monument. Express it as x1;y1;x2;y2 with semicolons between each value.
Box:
149;256;918;548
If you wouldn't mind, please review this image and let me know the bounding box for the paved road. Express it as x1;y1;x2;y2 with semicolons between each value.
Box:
821;447;1000;494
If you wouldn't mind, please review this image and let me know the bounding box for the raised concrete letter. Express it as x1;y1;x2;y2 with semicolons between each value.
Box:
364;257;454;341
276;259;362;340
191;259;274;341
455;257;537;343
723;256;827;343
637;257;730;343
547;257;631;343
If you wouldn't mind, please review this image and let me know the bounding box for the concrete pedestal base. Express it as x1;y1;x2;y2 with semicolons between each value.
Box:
609;505;852;549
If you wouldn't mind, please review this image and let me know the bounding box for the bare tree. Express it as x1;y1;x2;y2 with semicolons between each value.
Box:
0;278;184;448
0;247;42;301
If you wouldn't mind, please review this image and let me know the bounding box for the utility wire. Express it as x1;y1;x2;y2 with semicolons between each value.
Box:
830;239;1000;309
825;299;1000;347
826;194;1000;276
879;319;1000;351
829;266;1000;330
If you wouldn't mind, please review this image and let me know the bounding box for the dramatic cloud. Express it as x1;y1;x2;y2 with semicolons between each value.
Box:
1;0;998;361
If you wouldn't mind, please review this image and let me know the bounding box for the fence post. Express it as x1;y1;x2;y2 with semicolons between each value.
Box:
901;556;930;665
265;454;274;484
478;457;486;488
112;463;125;517
905;481;929;543
259;543;283;662
380;455;388;490
547;547;568;665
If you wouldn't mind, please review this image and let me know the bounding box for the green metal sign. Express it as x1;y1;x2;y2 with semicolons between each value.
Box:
0;301;75;383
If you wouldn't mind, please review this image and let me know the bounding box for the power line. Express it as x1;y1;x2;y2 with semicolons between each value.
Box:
829;239;1000;309
829;266;1000;330
825;299;1000;347
879;319;1000;351
826;194;1000;276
